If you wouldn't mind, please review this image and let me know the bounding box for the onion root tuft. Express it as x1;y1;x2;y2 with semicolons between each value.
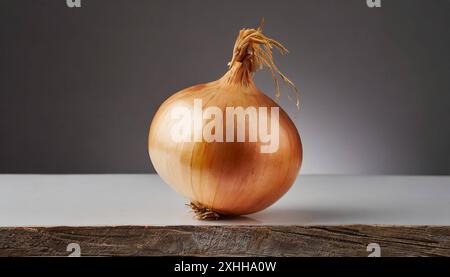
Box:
187;201;226;220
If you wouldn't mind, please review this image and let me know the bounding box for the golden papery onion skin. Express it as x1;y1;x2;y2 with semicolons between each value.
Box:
148;80;302;216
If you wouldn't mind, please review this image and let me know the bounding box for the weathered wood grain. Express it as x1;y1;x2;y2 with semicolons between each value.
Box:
0;225;449;257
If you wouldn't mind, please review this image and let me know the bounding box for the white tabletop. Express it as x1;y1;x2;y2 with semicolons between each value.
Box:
0;174;449;227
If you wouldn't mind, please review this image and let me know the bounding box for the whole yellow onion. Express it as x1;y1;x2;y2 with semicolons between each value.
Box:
148;24;302;219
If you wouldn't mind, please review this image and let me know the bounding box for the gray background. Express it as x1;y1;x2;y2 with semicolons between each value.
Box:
0;0;449;174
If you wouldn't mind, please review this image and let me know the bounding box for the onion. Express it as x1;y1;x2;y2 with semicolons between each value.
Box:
148;22;302;219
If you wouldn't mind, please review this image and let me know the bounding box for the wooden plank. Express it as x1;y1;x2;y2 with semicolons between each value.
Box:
1;175;449;256
1;225;449;257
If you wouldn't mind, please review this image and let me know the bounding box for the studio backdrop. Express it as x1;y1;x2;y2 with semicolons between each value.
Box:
0;0;449;174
